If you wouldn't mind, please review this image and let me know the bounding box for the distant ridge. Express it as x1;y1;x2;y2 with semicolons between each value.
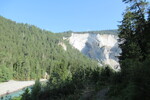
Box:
62;29;118;35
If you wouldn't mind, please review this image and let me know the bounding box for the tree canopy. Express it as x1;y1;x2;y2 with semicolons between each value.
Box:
0;16;98;82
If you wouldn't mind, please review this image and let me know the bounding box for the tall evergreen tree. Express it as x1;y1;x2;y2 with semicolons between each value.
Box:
119;0;148;63
109;0;150;100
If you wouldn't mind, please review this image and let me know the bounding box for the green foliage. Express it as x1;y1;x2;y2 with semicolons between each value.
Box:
30;80;41;100
0;15;104;100
62;29;118;35
109;59;150;100
21;88;30;100
21;66;117;100
21;80;42;100
109;0;150;100
2;0;150;99
12;96;22;100
0;65;12;82
0;16;98;82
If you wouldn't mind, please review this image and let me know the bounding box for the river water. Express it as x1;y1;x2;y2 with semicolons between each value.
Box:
0;86;32;100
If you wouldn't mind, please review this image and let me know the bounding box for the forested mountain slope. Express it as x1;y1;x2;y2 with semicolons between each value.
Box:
0;16;98;82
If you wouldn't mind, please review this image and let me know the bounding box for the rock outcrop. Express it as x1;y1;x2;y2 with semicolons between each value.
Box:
69;33;121;71
58;42;67;51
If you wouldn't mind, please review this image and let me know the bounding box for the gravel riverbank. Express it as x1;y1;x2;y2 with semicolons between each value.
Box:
0;79;47;97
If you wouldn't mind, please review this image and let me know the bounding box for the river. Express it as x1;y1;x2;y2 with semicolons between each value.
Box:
0;86;32;100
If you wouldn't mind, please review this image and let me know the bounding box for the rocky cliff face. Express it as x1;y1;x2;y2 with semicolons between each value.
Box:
68;33;121;71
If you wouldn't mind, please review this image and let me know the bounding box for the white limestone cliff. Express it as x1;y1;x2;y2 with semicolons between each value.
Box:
68;33;121;71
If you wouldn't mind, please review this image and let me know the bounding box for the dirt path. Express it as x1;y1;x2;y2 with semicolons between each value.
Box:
80;89;94;100
80;87;109;100
94;88;109;100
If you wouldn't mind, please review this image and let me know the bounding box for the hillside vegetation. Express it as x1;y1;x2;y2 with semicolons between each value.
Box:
1;0;150;100
0;16;98;82
62;29;118;35
18;0;150;100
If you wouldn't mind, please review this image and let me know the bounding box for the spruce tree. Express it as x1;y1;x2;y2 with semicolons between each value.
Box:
119;0;148;64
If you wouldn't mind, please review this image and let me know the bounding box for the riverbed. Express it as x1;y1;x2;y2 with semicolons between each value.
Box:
0;79;47;99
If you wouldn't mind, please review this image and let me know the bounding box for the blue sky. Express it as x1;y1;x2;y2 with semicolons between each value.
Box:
0;0;148;32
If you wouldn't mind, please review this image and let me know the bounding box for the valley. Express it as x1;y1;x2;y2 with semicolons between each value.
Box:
0;0;150;100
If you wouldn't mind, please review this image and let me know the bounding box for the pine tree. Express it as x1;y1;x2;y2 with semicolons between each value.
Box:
119;0;148;63
111;0;150;99
31;79;41;100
